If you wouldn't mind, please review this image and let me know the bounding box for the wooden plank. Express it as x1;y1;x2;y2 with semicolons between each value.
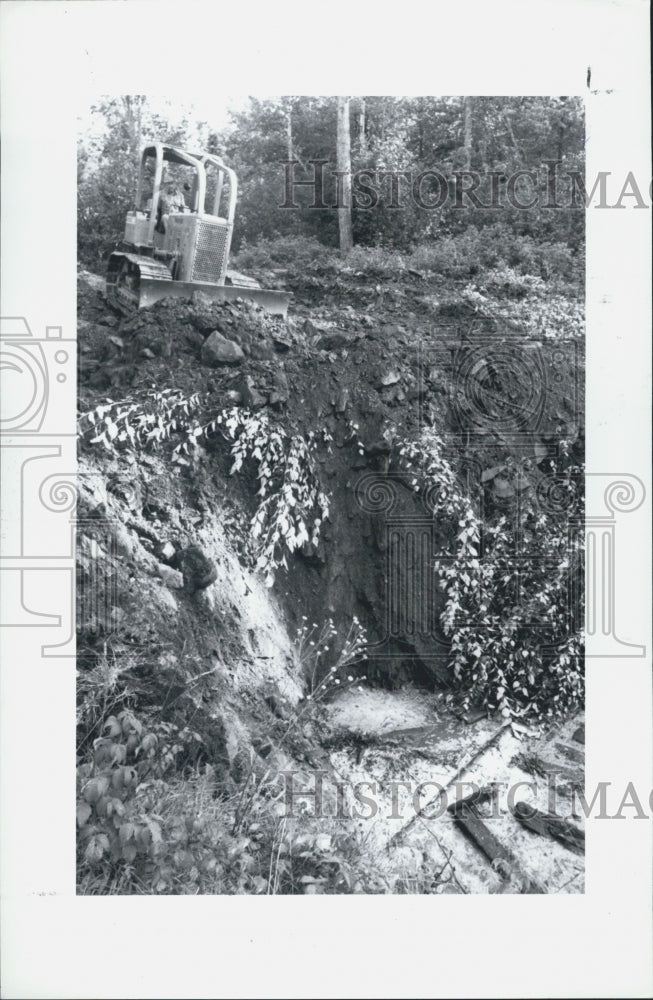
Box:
514;751;584;791
555;741;584;764
451;803;547;894
511;801;585;856
447;783;497;813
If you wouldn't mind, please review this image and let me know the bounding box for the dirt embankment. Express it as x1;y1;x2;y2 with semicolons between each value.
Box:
76;263;584;895
78;261;582;692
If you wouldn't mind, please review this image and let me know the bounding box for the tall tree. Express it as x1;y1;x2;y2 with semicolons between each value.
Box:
284;96;293;162
463;96;473;171
336;96;353;251
358;97;367;156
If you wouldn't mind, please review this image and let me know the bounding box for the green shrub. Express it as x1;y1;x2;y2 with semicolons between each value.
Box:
80;395;331;588
460;282;584;340
198;407;331;585
231;234;329;272
76;619;379;896
79;389;202;451
409;225;582;288
397;427;584;720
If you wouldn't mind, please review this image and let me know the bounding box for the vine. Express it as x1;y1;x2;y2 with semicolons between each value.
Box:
398;428;584;719
80;393;330;587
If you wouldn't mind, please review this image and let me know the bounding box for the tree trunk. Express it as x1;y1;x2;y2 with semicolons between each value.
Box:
336;96;353;251
358;97;367;156
463;96;473;171
285;99;293;162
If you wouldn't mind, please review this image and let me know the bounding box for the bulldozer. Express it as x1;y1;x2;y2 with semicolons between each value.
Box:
106;142;290;316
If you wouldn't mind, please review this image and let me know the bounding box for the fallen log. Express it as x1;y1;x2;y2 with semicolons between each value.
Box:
513;751;584;792
511;801;585;856
450;802;547;894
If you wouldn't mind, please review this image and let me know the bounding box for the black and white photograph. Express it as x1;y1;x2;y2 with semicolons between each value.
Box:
75;94;587;897
1;1;651;998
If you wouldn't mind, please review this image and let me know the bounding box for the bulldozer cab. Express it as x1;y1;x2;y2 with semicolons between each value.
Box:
122;143;238;285
129;143;236;247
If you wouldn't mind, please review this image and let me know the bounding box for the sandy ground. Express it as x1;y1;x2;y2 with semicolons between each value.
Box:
325;686;585;894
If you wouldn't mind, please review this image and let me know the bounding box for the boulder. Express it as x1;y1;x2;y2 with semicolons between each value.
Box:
240;376;268;409
303;318;327;338
201;331;245;366
316;330;358;352
269;369;289;406
158;540;177;562
334;388;349;413
174;545;218;592
272;333;293;352
157;563;184;590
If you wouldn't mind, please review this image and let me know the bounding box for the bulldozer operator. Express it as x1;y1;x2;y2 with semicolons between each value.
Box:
157;174;190;233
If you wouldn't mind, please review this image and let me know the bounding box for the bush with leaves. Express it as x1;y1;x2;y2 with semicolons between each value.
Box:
231;234;329;272
80;392;330;587
76;624;379;896
461;279;584;340
398;428;583;720
408;224;583;289
77;685;286;896
181;407;331;586
79;389;202;451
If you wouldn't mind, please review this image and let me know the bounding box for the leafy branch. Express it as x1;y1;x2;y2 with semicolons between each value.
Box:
398;428;583;720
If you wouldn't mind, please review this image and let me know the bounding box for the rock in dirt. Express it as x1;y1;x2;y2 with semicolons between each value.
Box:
158;541;176;562
272;332;293;352
157;563;185;590
174;545;218;592
377;370;401;388
334;388;349;412
201;331;245;366
316;330;358;352
269;370;289;406
303;318;327;338
249;341;276;361
240;376;268;409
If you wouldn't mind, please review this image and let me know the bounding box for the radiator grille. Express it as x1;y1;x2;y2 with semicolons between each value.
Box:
192;221;229;283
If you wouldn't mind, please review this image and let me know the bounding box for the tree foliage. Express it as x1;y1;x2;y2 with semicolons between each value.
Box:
78;95;584;268
77;97;209;266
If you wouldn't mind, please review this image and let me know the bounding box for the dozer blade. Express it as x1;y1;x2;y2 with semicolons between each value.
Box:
138;278;291;317
107;252;291;317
